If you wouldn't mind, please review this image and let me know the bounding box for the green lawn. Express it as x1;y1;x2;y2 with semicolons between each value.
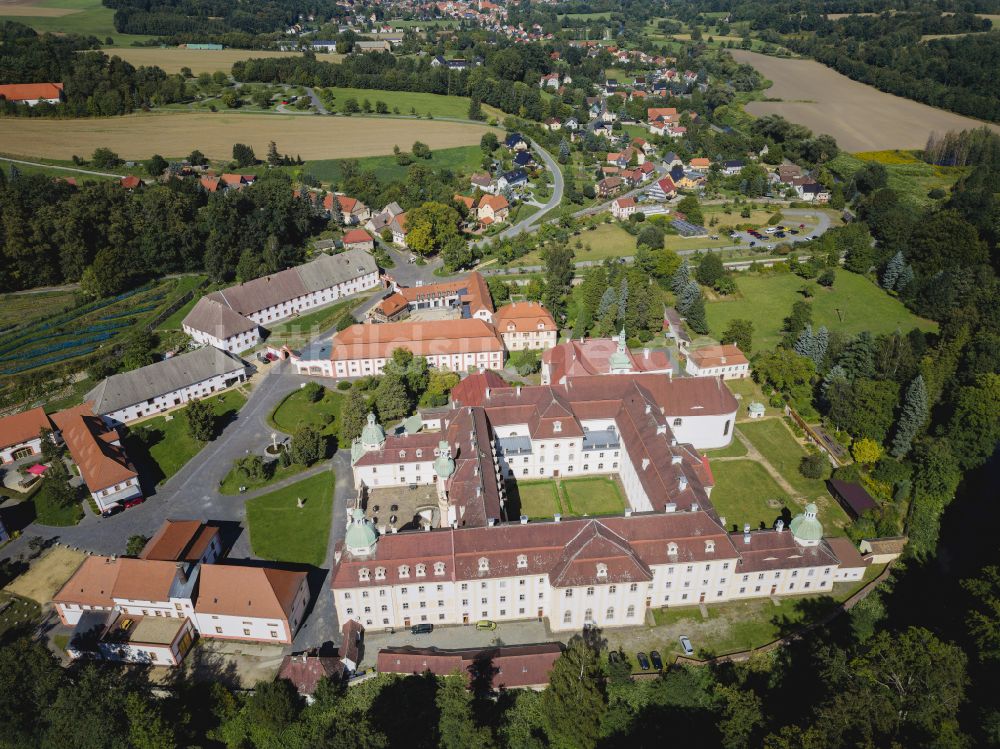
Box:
31;484;83;527
705;270;937;351
0;0;157;44
709;459;849;536
270;387;344;436
300;144;485;186
513;223;636;266
738;419;828;497
0;592;42;642
318;86;491;120
124;389;247;486
218;460;311;495
561;477;626;516
245;471;335;566
263;298;356;349
703;439;748;458
509;480;562;519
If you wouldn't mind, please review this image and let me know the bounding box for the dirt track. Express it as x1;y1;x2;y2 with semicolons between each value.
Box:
0;112;493;160
731;49;1000;151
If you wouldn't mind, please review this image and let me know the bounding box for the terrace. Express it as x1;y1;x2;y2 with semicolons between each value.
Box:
363;484;441;533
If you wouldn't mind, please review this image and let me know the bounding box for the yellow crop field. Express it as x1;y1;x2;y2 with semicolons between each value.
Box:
854;150;922;165
0;112;495;160
105;47;343;74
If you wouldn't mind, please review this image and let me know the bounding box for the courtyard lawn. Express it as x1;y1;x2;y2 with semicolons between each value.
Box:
31;484;83;527
739;418;828;498
705;270;937;351
245;471;335;566
218;460;311;495
301;144;485;186
264;299;356;349
124;389;247;486
703;438;748;458
561;477;626;516
709;460;849;536
508;481;562;519
270;387;344;437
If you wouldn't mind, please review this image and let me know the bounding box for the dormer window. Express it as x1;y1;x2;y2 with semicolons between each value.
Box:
517;554;528;569
434;561;446;575
478;557;490;573
399;450;406;458
416;563;426;577
705;540;715;553
359;568;370;581
399;565;410;578
553;421;562;433
667;542;678;556
375;567;386;580
416;449;422;458
508;323;515;331
596;563;608;579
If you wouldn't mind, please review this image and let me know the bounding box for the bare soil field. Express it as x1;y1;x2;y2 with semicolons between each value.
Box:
731;49;1000;151
105;47;343;74
0;4;77;14
0;112;494;160
5;546;85;604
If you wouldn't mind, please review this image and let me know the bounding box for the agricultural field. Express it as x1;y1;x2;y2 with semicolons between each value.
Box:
0;112;495;161
826;151;967;207
105;47;343;75
0;0;154;44
0;289;78;333
730;49;1000;151
316;86;503;121
0;277;202;378
301;144;485;186
705;269;937;351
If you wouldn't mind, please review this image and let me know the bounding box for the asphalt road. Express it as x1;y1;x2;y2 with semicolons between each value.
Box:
479;139;564;245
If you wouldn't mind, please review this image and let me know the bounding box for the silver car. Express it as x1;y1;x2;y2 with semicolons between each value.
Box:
679;636;694;656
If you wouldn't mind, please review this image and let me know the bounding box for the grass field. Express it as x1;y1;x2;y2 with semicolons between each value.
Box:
705;269;937;351
0;112;494;161
703;438;748;458
270;387;344;437
301;144;485;186
0;0;155;43
509;480;562;519
513;223;635;265
245;471;335;566
218;459;310;495
32;484;84;526
125;389;246;486
106;47;343;74
0;290;77;331
318;86;500;121
0;591;42;641
739;419;828;497
826;151;967;207
730;49;1000;151
561;477;626;516
264;298;356;349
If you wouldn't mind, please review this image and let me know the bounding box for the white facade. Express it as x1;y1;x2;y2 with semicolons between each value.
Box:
183;325;260;355
246;271;380;328
0;435;43;464
90;475;142;513
685;358;749;380
98;368;248;426
330;349;504;379
664;412;734;451
499;327;557;351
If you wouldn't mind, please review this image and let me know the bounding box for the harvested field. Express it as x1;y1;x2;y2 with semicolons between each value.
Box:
0;5;77;14
106;47;343;74
0;112;494;161
5;546;86;604
731;49;1000;151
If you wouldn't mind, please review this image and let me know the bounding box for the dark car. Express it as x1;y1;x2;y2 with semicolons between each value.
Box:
101;504;124;519
410;623;434;635
749;241;756;247
789;229;799;234
636;652;650;670
650;651;663;670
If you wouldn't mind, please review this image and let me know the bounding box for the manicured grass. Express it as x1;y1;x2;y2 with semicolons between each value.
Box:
561;477;626;516
510;481;562;519
739;419;828;497
31;484;84;527
263;298;357;350
157;295;199;331
0;0;156;44
218;460;310;495
513;223;636;266
245;471;335;566
124;389;247;486
300;144;485;186
703;438;748;458
270;387;344;436
705;270;937;351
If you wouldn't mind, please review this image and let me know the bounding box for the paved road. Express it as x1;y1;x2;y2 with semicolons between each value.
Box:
478;139;564;245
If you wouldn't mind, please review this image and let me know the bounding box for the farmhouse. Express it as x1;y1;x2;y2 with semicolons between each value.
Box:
182;250;379;352
645;176;677;202
366;202;404;235
50;404;141;514
493;302;557;351
477;195;510;224
612;197;637;220
85;346;249;426
0;407;52;464
0;82;64;106
326;194;371;225
684;344;749;379
597;177;623;197
389;213;409;247
342;228;375;252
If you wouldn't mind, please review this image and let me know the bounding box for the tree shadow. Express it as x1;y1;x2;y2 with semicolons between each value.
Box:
369;671;440;749
122;428;166;493
768;595;840;641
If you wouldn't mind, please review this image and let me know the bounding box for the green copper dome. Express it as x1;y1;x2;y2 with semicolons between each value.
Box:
790;503;824;543
345;508;377;554
434;440;455;479
609;328;632;372
360;412;385;450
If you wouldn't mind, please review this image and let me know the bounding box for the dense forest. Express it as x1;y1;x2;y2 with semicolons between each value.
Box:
105;0;342;36
0;23;186;116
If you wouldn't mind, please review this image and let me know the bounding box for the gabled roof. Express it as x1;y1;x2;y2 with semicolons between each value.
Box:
331;319;503;361
687;344;748;369
182;296;258;340
549;521;652;586
494;301;556;333
50;404;137;492
140;519;221;563
0;407;51;450
450;371;508;407
342;228;374;245
196;565;306;620
0;82;63;101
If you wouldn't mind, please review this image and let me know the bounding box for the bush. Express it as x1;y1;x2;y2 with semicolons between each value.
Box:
303;382;324;403
817;268;836;287
337;380;353;391
799;452;829;479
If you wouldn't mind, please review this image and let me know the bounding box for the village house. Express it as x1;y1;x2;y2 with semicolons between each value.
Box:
688;157;711;172
182;250;379;353
493;301;557;351
0;407;52;464
645;176;677;202
0;82;64;106
84;346;250;426
597;177;623;198
365;202;405;235
721;159;745;176
497;169;528;193
342;228;375;252
684;344;750;380
389;213;409;246
612;197;637;221
140;519;222;565
326;194;371;225
477;195;510;225
504;133;528;151
470;173;494;193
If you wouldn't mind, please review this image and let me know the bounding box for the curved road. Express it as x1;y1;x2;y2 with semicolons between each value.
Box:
478;139;564;245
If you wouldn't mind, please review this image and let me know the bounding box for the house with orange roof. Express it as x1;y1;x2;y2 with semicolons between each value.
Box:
689;157;711;171
611;196;637;221
685;344;749;379
477;194;510;224
120;175;142;190
194;565;309;644
0;407;53;464
453;194;477;212
140;519;222;564
0;82;63;106
342;228;374;251
324;193;371;225
493;301;557;351
389;212;408;246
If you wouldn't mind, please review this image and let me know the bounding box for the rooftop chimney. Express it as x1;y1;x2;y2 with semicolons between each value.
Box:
641;458;650;470
671;437;678;447
743;523;751;545
488;518;496;527
664;503;677;513
516;386;522;396
645;404;651;415
719;516;726;528
520;515;529;525
776;518;785;532
554;513;561;523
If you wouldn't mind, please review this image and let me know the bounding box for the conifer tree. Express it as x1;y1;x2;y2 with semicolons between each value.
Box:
882;251;905;290
671;260;690;295
891;374;928;458
542;636;607;749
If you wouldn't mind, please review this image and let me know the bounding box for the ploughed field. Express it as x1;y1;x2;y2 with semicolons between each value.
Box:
0;112;493;161
730;49;1000;151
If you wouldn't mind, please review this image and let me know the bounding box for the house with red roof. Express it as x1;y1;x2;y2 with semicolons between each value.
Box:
612;196;637;220
493;301;557;351
0;82;63;106
0;407;53;464
342;228;374;251
120;175;142;190
477;194;510;224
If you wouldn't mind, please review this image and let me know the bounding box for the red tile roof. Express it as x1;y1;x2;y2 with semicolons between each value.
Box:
140;520;220;563
450;371;509;407
0;82;63;102
342;228;373;245
377;643;562;688
687;344;748;369
494;301;556;334
331;319;503;361
196;565;306;621
0;407;51;450
50;403;137;493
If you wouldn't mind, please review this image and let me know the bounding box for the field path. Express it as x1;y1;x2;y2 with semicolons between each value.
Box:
731;50;1000;150
0;155;121;178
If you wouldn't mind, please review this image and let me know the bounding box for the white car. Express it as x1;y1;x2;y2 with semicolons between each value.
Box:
679;636;694;656
764;227;777;234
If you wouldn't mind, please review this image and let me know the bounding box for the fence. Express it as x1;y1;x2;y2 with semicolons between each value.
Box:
785;404;849;466
143;278;208;332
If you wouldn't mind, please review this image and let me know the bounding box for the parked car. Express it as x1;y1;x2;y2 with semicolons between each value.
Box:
636;652;650;670
101;504;124;518
789;229;799;235
679;636;694;656
764;227;777;234
749;241;756;247
476;620;497;631
650;651;663;670
123;497;144;509
410;623;434;634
